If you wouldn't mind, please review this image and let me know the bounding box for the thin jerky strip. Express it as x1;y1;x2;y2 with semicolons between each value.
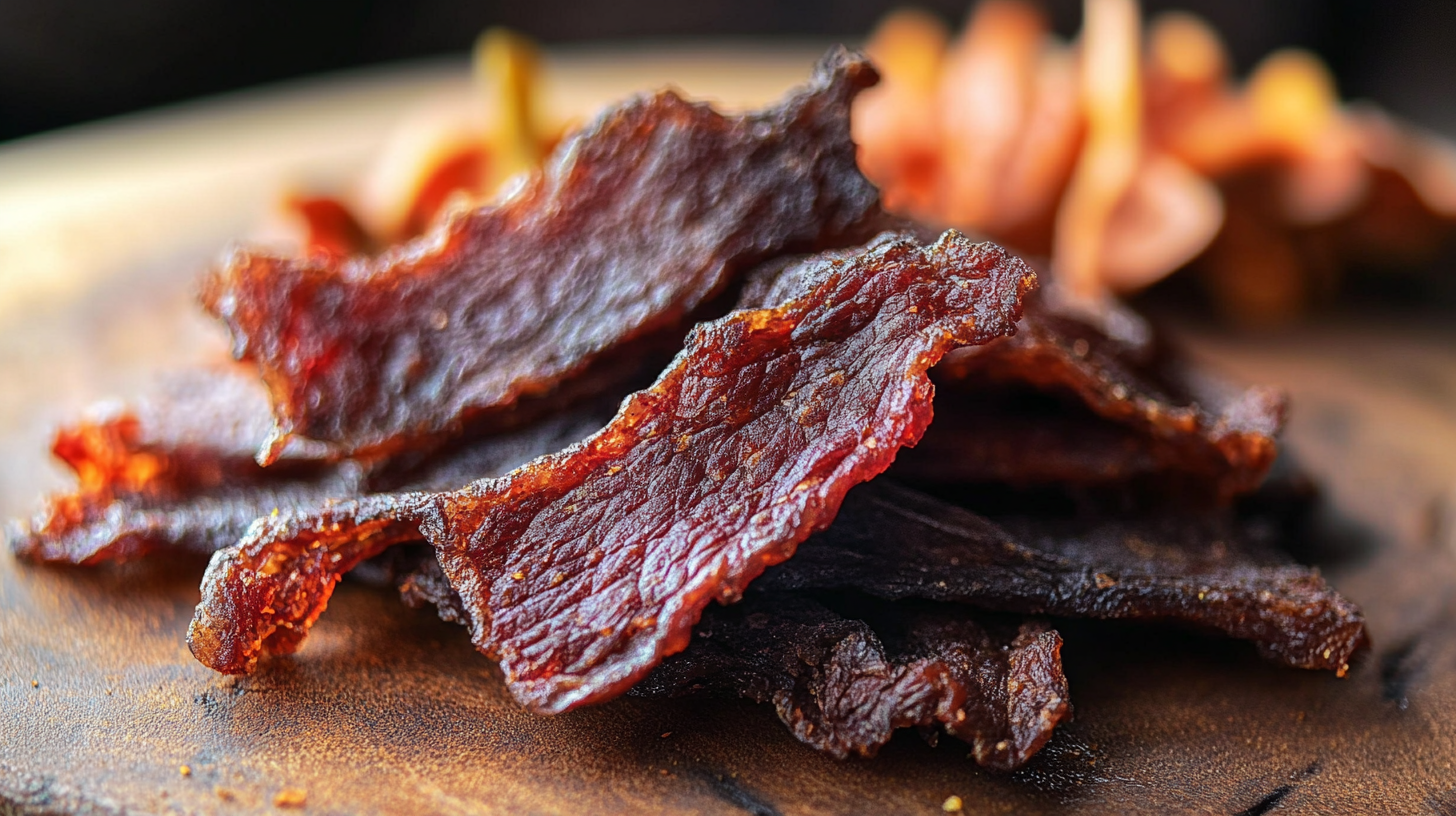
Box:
631;594;1070;770
923;291;1287;497
758;481;1368;673
187;230;1037;714
203;47;885;465
7;369;615;565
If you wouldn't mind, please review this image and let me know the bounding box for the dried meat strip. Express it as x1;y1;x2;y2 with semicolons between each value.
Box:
632;594;1070;770
386;478;1367;673
756;481;1368;673
742;256;1286;498
918;290;1287;498
186;230;1037;714
203;47;887;465
7;369;615;565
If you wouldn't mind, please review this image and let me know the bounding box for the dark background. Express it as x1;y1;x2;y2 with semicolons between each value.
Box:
1;0;1454;143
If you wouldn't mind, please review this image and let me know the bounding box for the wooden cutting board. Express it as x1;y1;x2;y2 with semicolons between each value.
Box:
3;47;1456;815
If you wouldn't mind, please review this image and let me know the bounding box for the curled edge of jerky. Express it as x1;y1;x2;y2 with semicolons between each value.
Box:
187;230;1037;714
632;595;1071;770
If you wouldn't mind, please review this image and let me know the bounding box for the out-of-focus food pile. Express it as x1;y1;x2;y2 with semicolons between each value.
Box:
855;0;1456;323
290;3;1456;325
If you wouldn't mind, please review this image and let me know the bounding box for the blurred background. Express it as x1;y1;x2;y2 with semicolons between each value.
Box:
2;0;1454;143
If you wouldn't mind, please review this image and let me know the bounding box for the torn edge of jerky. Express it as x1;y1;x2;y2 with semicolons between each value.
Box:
6;367;620;565
631;594;1070;770
757;481;1368;673
202;47;888;466
916;286;1287;499
186;229;1036;715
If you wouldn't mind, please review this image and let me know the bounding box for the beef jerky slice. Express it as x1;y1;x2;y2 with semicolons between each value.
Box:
202;47;885;465
186;230;1037;714
757;481;1368;673
632;594;1070;770
914;290;1287;498
739;257;1285;498
7;369;614;565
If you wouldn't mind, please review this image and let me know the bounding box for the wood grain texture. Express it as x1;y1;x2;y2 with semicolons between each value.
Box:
3;51;1456;816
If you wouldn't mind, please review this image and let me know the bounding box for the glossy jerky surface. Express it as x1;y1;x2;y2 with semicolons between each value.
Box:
186;231;1037;714
7;369;614;565
632;594;1070;770
202;48;886;464
759;481;1368;673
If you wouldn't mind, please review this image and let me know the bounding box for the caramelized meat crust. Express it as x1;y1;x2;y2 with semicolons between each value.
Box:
632;595;1070;770
758;481;1368;673
186;231;1036;714
202;47;887;465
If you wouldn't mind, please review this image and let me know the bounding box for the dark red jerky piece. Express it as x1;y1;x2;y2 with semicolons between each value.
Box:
202;47;886;465
756;481;1368;673
186;230;1037;714
7;368;614;565
631;594;1070;770
923;290;1287;499
739;255;1286;499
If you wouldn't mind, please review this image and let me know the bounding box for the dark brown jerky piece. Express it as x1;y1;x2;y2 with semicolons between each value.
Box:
756;481;1368;673
7;368;614;565
202;47;886;465
915;289;1287;498
888;388;1165;488
631;594;1070;770
186;230;1036;714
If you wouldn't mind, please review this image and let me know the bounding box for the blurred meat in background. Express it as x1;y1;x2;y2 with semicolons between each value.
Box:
3;0;1455;321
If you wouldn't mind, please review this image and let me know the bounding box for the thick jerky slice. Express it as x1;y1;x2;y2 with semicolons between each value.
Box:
7;369;614;565
186;230;1036;714
920;290;1287;498
757;481;1368;673
203;47;885;465
632;594;1069;770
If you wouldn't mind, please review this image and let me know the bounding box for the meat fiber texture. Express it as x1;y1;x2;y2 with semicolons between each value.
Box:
202;47;889;465
186;230;1036;714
